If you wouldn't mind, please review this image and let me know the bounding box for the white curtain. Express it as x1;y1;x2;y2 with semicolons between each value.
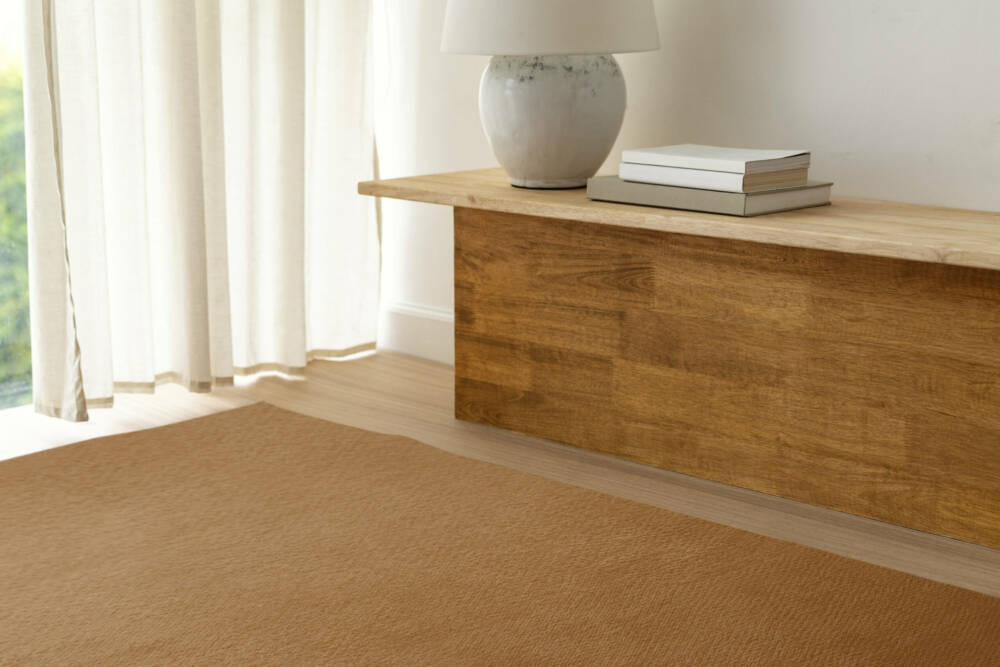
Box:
23;0;379;421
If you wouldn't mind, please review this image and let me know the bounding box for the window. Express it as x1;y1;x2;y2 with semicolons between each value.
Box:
0;3;29;409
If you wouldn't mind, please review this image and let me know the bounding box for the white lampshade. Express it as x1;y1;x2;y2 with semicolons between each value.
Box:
441;0;660;56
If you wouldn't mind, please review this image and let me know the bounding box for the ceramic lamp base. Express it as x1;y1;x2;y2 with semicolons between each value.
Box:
478;55;627;189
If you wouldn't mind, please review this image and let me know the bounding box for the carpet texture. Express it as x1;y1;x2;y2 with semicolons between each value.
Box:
1;403;998;665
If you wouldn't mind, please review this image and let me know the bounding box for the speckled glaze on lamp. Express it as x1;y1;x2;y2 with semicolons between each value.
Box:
479;55;626;189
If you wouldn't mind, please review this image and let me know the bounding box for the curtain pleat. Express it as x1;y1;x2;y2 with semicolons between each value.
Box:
52;0;115;407
23;0;378;419
22;0;88;420
194;0;236;384
221;0;309;372
93;0;156;391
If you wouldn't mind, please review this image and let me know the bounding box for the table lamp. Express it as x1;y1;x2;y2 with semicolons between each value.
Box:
441;0;660;189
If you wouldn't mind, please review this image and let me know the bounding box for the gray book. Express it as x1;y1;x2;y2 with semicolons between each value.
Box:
586;175;833;217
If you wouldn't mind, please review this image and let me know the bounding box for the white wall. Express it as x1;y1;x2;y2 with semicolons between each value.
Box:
372;0;491;364
373;0;1000;364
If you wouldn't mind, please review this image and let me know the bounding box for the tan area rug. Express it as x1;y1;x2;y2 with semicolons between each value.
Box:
1;403;998;665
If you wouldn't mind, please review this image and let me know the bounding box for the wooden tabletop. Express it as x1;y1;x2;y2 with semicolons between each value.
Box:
358;168;1000;271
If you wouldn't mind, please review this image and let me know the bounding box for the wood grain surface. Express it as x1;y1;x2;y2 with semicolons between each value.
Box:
453;206;1000;549
358;168;1000;270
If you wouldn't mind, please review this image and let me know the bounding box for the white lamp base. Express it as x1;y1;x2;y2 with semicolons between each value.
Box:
478;55;626;189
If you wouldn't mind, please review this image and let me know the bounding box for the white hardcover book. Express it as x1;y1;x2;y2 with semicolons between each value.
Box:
618;162;748;192
621;144;810;174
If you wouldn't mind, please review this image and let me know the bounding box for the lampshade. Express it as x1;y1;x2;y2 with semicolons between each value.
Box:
441;0;660;56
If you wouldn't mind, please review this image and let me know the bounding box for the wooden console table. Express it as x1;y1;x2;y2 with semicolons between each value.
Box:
360;168;1000;549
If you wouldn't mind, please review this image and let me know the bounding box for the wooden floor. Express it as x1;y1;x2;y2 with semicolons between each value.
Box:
4;351;999;597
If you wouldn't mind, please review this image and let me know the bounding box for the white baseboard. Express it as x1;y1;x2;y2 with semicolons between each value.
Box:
377;301;455;365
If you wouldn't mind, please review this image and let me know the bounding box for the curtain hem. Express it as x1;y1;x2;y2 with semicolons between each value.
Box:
305;342;376;362
82;342;377;408
33;400;90;422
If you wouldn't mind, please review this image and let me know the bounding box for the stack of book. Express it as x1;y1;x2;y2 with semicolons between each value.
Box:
587;144;832;217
